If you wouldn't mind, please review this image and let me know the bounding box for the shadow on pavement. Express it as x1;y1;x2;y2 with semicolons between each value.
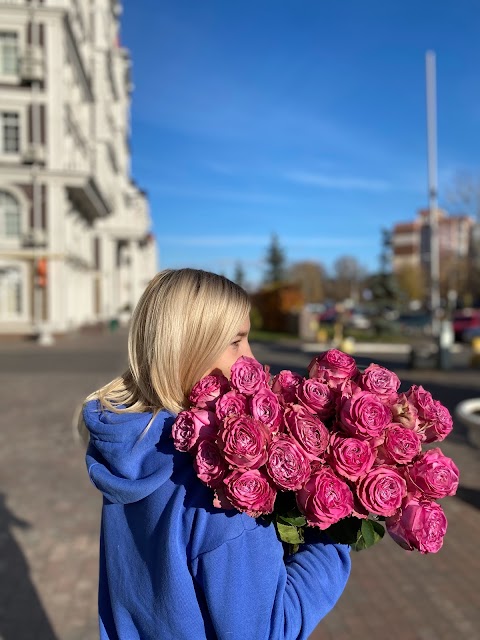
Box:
455;485;480;510
0;493;58;640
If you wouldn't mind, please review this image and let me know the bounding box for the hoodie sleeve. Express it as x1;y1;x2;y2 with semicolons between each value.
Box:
190;520;351;640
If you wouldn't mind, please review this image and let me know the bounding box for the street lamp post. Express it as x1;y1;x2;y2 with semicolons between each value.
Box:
425;51;453;369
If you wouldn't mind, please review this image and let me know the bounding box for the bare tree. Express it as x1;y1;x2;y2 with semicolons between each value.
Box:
332;255;367;302
288;260;327;303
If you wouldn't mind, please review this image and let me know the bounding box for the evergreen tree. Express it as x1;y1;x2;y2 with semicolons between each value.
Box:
233;262;246;288
264;233;286;285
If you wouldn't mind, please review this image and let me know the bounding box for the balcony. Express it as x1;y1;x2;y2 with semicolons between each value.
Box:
22;143;46;166
66;176;111;223
19;45;44;84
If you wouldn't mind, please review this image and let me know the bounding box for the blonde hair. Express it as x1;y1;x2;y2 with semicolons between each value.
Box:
86;268;251;417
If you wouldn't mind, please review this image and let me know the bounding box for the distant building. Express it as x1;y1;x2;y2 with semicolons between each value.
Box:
391;208;474;273
0;0;157;337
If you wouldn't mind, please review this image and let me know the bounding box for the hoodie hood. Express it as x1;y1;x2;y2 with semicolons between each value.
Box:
83;399;177;505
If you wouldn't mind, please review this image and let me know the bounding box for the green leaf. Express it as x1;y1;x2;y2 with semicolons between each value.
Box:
276;522;304;545
371;519;386;542
361;520;375;548
278;514;307;527
353;519;386;551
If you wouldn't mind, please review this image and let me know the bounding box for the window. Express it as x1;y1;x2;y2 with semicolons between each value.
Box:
0;112;20;154
0;266;22;318
0;32;19;76
0;191;21;238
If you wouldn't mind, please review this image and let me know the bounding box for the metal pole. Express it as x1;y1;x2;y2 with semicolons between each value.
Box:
31;1;53;345
425;51;440;333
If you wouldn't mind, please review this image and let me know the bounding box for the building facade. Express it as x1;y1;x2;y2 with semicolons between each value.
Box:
0;0;157;337
391;208;474;273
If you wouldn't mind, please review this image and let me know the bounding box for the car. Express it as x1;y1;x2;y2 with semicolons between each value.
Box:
461;325;480;344
452;310;480;342
395;312;432;337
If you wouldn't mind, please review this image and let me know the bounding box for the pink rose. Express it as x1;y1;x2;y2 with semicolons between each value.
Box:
296;467;354;529
377;424;422;465
250;388;282;432
217;414;270;470
266;434;311;491
339;390;392;441
407;448;459;499
386;497;447;553
356;465;407;516
194;439;228;488
215;390;248;421
284;404;329;461
171;409;218;452
230;356;268;396
221;469;277;517
328;433;376;482
189;374;230;410
296;378;335;420
390;393;419;431
271;370;303;404
360;363;400;402
405;385;437;439
424;401;453;443
308;349;359;389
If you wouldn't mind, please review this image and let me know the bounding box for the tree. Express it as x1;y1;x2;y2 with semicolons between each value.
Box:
288;260;327;303
396;264;426;303
331;255;367;302
233;262;246;289
263;233;286;285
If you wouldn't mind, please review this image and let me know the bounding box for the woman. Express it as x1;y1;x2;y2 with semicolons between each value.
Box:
82;268;351;640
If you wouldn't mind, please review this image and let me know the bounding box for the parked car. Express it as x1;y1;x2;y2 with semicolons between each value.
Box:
452;309;480;342
395;312;432;337
460;325;480;344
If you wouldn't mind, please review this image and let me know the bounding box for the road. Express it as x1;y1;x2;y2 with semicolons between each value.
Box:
0;329;478;640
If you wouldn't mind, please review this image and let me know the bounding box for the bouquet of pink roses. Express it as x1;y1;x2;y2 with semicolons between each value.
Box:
172;349;459;554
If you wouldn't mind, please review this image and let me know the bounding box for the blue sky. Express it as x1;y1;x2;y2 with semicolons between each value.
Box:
121;0;480;288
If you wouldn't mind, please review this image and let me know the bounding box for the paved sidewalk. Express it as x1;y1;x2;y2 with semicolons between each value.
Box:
0;330;478;640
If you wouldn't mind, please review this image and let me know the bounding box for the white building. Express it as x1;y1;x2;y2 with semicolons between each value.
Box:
0;0;158;337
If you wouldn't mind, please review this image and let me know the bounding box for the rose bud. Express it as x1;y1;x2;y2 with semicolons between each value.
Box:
171;409;218;452
271;370;303;404
230;356;269;396
356;465;407;517
386;497;447;554
266;434;311;491
339;390;392;441
424;400;453;443
215;390;248;422
223;469;276;517
189;373;230;410
194;438;228;488
407;448;459;499
390;393;419;431
217;414;270;470
360;363;400;403
405;385;437;439
284;404;329;461
308;349;360;389
296;467;354;529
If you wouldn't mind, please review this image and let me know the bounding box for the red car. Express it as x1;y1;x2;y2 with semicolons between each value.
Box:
453;309;480;342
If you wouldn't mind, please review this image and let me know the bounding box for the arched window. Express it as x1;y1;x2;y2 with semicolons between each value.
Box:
0;190;21;237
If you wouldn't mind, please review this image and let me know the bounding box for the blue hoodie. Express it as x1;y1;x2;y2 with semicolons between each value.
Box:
83;399;351;640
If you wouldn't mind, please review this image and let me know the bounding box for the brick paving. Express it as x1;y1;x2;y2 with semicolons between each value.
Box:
0;330;478;640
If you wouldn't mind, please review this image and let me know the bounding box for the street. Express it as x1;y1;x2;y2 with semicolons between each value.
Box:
0;329;479;640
